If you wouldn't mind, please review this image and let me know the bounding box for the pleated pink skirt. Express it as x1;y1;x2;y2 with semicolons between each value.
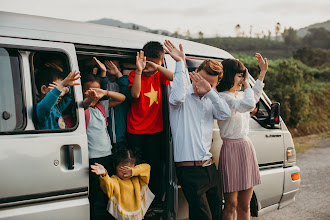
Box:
219;137;261;193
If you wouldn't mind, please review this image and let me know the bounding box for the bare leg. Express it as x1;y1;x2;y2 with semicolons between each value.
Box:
222;191;238;220
237;187;254;220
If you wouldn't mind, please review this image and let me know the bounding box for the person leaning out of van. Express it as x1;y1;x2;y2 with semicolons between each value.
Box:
82;72;126;220
127;41;173;214
35;67;80;129
216;54;268;220
164;40;231;220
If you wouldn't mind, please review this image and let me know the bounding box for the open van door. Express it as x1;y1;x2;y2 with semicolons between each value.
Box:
0;37;89;220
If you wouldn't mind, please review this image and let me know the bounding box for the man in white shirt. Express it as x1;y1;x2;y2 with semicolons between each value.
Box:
164;40;231;220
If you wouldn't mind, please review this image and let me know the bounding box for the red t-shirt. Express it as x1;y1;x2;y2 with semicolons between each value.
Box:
127;70;169;134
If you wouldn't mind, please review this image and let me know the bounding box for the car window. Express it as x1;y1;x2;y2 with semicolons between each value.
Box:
0;48;25;132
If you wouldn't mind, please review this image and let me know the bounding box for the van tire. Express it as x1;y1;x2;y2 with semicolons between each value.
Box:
250;192;258;217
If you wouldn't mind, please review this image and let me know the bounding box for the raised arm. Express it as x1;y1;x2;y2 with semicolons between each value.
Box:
229;53;267;112
48;82;71;112
222;72;264;113
83;89;100;109
205;89;231;120
86;88;126;108
93;57;107;77
131;164;151;185
163;40;187;106
131;51;146;98
36;87;62;124
37;71;80;122
91;163;115;199
145;61;173;81
190;71;231;120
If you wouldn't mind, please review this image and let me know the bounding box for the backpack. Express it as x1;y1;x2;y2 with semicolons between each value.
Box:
85;102;108;129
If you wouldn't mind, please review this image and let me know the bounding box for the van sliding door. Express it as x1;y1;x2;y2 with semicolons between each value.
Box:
0;37;89;220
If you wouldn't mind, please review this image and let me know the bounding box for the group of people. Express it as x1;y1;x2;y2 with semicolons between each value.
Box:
34;39;268;220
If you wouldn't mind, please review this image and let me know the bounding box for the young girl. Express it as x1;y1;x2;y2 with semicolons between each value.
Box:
90;146;155;220
82;72;126;220
216;53;268;220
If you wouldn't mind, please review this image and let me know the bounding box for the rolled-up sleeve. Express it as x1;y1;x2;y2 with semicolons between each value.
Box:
205;89;231;120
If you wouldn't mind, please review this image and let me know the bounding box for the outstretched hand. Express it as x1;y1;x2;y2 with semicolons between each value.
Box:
163;40;185;62
144;61;159;74
118;166;132;178
93;57;107;77
84;89;100;107
105;60;122;77
255;53;268;75
190;70;211;97
61;70;81;87
136;51;147;73
90;163;106;176
89;88;107;99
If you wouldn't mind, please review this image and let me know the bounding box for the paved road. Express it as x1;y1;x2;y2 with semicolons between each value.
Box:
252;137;330;220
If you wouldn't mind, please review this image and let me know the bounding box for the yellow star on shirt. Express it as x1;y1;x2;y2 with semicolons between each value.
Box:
144;85;158;107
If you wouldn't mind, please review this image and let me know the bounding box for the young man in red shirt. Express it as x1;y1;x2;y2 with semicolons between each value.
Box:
127;41;173;214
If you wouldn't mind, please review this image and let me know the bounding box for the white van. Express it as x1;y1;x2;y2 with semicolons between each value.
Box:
0;11;300;220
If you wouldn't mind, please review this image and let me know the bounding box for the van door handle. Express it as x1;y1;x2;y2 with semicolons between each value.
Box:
67;145;75;170
265;134;281;138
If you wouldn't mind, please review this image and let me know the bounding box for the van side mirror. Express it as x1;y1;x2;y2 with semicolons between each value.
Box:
269;102;280;126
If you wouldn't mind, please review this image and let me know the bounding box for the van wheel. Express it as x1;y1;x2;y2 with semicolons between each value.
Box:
250;192;258;217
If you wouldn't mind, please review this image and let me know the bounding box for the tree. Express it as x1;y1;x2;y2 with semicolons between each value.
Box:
275;22;281;41
186;29;191;39
198;31;204;39
293;47;330;68
282;27;300;47
235;24;241;37
268;30;272;40
249;25;253;38
302;28;330;49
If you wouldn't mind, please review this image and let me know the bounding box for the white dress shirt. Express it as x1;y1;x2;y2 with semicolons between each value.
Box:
169;61;231;162
217;79;264;139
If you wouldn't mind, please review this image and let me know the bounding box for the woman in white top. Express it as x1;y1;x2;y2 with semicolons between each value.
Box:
217;54;268;220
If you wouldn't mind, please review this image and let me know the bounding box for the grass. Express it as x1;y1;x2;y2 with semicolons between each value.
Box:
294;142;319;153
293;131;330;153
321;131;330;138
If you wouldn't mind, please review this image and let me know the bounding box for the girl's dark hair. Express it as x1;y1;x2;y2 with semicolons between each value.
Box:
216;59;246;92
81;74;101;88
112;143;137;171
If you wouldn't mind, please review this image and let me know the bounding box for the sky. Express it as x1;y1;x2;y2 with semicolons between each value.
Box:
1;0;330;37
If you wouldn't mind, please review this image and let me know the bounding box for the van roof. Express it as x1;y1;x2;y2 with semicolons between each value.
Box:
0;11;233;59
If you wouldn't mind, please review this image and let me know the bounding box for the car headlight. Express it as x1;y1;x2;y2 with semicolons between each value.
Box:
287;147;296;164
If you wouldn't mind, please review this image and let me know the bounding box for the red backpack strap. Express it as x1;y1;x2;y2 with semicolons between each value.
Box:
96;103;108;126
85;108;90;129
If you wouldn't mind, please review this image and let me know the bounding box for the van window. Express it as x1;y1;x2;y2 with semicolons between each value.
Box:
30;51;78;130
0;48;25;132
